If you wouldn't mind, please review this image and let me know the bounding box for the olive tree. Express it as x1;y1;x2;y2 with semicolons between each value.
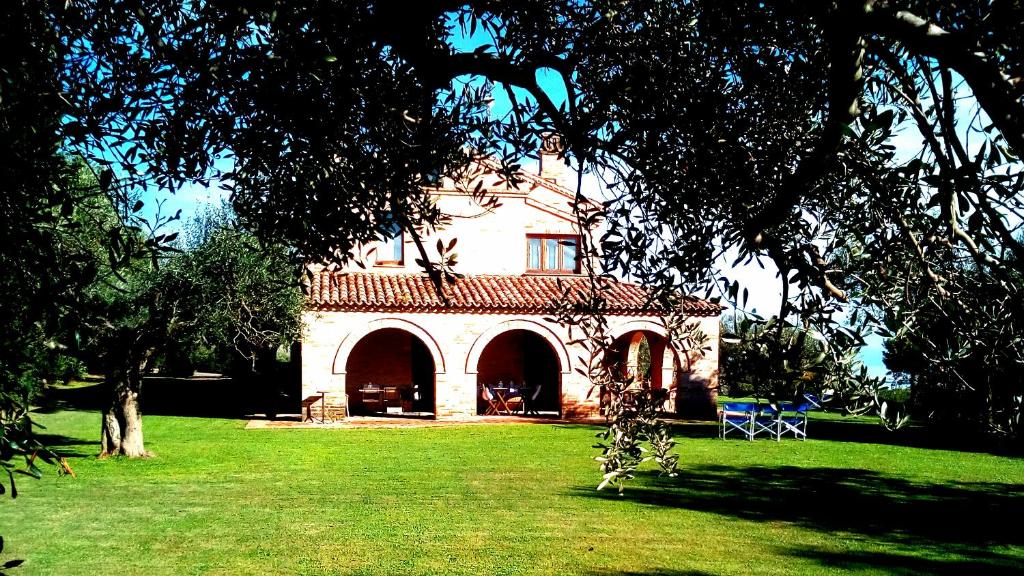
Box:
75;205;304;457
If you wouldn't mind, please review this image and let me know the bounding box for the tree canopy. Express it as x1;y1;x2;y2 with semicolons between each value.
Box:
4;0;1024;461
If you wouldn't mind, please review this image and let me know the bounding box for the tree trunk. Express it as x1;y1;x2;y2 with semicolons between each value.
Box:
100;365;148;458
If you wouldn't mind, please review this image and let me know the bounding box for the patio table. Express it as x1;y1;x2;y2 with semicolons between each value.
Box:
359;387;384;414
490;387;514;415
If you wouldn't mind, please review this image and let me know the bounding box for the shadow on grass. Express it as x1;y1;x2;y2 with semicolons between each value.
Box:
36;376;292;420
665;418;1022;456
587;571;714;576
786;546;1024;576
574;465;1024;572
31;432;95;459
589;565;716;569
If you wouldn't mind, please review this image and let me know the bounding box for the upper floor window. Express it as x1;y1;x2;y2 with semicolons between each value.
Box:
376;221;404;265
527;234;579;273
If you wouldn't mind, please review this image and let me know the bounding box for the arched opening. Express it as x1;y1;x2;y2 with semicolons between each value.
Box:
606;330;671;388
345;328;436;417
476;329;561;417
604;329;675;412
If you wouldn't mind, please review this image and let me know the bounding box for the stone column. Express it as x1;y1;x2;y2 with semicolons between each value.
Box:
436;371;476;419
676;317;720;420
316;372;347;420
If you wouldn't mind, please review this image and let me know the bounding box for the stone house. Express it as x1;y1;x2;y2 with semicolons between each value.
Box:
299;141;720;420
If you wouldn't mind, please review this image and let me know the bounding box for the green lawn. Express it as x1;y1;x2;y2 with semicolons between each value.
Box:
2;407;1022;575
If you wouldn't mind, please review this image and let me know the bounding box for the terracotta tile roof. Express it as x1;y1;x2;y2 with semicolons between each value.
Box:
308;272;720;316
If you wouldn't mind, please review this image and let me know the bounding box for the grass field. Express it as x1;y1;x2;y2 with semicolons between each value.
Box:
1;399;1022;575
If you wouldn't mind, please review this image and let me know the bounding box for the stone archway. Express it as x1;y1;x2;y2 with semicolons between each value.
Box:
607;319;718;417
466;319;572;417
328;318;447;417
474;330;563;416
333;317;446;376
465;319;571;376
608;321;679;388
343;328;438;416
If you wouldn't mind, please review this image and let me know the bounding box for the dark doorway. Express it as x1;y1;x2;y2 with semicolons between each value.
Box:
476;330;561;416
345;328;436;417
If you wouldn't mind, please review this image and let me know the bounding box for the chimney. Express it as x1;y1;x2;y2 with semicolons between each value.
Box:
539;133;568;187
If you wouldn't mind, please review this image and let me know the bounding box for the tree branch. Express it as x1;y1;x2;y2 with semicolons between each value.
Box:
366;3;578;146
745;1;868;246
863;4;1024;154
425;50;578;146
895;214;948;299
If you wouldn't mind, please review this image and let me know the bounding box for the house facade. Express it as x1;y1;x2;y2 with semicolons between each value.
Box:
299;141;721;420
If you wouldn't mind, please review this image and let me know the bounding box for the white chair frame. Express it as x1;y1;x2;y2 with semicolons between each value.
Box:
720;403;756;441
753;406;781;441
778;403;809;440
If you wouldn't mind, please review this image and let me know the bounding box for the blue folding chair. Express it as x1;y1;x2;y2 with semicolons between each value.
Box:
754;404;781;441
720;403;756;440
778;402;810;440
802;392;832;410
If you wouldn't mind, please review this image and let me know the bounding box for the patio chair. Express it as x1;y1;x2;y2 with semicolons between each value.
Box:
622;387;641;411
663;386;678;413
720;402;756;441
651;388;671;413
524;384;543;416
382;385;401;412
504;388;524;414
778;402;810;440
802;391;832;410
754;403;781;441
480;385;501;415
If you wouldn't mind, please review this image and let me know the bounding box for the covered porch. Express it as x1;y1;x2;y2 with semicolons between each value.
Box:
342;327;438;418
302;272;721;421
474;328;562;418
